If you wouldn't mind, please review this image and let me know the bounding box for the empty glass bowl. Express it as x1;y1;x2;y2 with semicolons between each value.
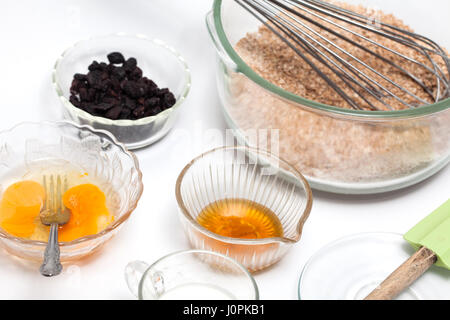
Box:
53;33;191;150
298;233;450;300
175;146;313;272
125;250;259;300
0;121;143;262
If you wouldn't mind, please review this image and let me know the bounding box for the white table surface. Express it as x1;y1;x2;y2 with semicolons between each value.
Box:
0;0;449;300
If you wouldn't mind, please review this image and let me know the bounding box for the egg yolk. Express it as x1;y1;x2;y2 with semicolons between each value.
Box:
0;181;45;238
59;184;114;242
0;181;114;242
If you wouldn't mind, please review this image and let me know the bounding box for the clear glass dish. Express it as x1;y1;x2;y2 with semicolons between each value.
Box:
207;0;450;194
53;33;191;150
125;250;259;300
298;233;450;300
175;146;313;272
0;121;143;262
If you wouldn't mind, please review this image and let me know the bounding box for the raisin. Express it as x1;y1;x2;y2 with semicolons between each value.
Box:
93;102;114;112
123;96;137;110
88;61;101;71
69;95;81;107
99;62;109;71
110;66;126;80
74;73;87;81
87;70;103;88
150;105;162;115
107;52;125;65
103;96;120;105
145;97;160;108
122;80;144;98
70;79;82;95
143;78;157;88
105;106;123;120
69;52;177;120
123;58;137;71
157;88;170;97
87;88;96;101
119;108;132;119
79;87;89;101
132;106;145;118
129;67;143;80
163;92;176;107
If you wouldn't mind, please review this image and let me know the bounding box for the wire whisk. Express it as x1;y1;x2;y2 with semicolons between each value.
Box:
234;0;450;111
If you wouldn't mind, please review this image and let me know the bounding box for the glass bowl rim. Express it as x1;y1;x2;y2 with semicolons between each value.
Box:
52;33;192;126
0;120;144;247
297;232;403;300
175;145;313;245
138;249;260;300
212;0;450;119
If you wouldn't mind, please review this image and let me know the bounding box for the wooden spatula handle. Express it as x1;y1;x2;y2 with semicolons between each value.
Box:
365;247;437;300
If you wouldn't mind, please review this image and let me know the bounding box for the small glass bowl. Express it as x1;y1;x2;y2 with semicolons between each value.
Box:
53;33;191;150
175;146;313;272
0;121;143;262
125;250;259;300
298;233;450;300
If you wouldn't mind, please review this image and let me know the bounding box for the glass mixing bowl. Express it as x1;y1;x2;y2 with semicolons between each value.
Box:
53;33;191;150
175;146;312;272
207;0;450;194
0;121;143;262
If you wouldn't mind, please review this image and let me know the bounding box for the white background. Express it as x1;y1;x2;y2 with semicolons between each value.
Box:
0;0;448;300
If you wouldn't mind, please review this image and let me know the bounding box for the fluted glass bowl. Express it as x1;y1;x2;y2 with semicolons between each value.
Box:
0;121;143;262
208;0;450;194
175;146;313;272
53;33;191;150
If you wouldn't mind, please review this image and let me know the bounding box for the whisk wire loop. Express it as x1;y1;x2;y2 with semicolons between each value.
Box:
234;0;450;110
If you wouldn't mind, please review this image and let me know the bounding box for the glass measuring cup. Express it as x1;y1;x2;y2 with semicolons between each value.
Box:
176;146;313;272
125;250;259;300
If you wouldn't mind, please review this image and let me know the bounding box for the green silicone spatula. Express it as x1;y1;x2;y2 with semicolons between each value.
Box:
366;199;450;300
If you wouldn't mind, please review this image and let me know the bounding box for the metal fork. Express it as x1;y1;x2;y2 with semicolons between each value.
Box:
39;175;70;277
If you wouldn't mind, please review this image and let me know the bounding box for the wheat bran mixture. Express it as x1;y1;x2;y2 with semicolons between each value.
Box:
228;1;450;184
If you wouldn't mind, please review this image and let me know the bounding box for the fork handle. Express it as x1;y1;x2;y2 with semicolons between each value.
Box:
40;224;63;277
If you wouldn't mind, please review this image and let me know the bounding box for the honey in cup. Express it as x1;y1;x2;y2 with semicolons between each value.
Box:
0;171;115;242
195;198;284;271
197;199;283;239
